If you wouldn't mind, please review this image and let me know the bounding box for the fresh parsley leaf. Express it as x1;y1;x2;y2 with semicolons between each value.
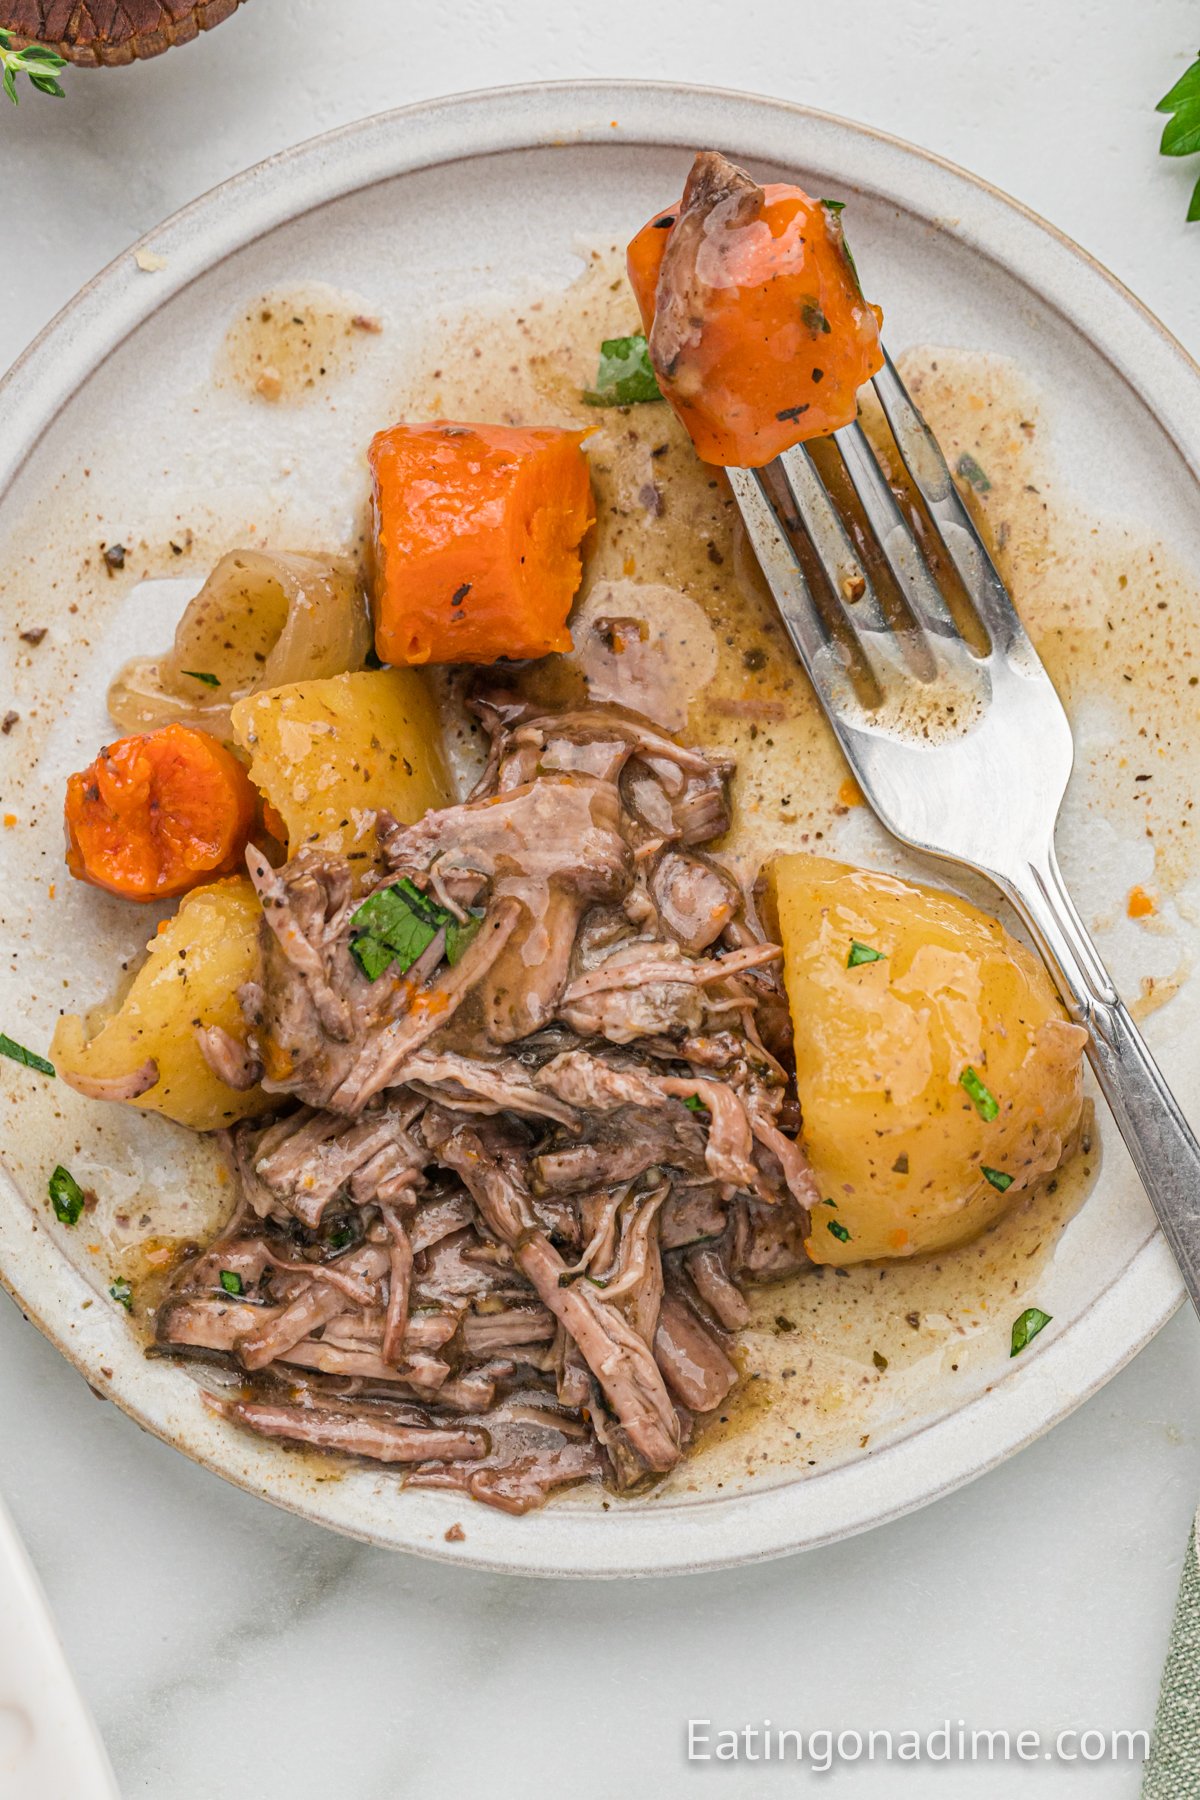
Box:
583;334;663;407
821;197;846;213
982;1165;1014;1192
827;1218;852;1243
960;1066;999;1121
182;670;221;687
219;1269;243;1295
847;940;885;968
0;29;67;104
1010;1306;1051;1357
822;1196;838;1208
956;453;992;493
328;1224;355;1250
350;878;452;981
1158;56;1200;220
110;1278;133;1312
445;911;483;966
48;1165;85;1226
0;1033;55;1077
683;1093;708;1113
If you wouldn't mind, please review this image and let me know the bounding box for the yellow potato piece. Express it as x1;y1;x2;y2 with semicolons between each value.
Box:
772;854;1087;1265
52;878;271;1132
230;669;451;864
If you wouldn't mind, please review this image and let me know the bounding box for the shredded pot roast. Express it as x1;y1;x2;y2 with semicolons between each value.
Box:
156;694;818;1513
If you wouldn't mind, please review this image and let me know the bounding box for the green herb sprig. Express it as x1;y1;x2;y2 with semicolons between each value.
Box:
1010;1306;1051;1357
583;335;663;407
0;1032;54;1076
959;1065;999;1121
1158;56;1200;221
847;940;885;968
0;29;67;104
350;878;481;982
48;1165;85;1226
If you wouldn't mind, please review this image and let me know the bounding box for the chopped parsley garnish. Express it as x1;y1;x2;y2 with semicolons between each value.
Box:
328;1225;355;1250
820;197;865;296
0;1033;54;1076
956;452;992;494
583;334;663;407
847;940;885;968
1158;58;1200;221
683;1094;709;1113
182;670;221;687
822;1196;838;1208
1010;1306;1051;1357
982;1166;1014;1192
349;878;481;982
110;1278;133;1312
219;1269;244;1295
802;301;831;335
48;1165;85;1226
960;1066;999;1120
827;1219;851;1243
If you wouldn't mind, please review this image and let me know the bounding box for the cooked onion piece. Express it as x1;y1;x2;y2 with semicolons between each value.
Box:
108;549;372;743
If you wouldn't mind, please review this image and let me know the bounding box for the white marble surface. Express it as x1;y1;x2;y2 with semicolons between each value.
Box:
4;1;1200;1793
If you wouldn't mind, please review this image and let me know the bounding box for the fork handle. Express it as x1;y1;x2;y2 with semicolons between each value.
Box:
999;849;1200;1314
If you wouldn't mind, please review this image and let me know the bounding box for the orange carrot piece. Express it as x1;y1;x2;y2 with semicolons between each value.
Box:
368;421;595;666
627;151;884;467
65;723;258;901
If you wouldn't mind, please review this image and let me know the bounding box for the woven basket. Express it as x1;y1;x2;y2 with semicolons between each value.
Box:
1;0;243;67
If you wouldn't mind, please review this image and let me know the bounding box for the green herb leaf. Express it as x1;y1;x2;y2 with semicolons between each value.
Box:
1010;1306;1051;1356
110;1278;133;1312
0;1033;55;1077
350;878;445;980
821;197;846;213
982;1165;1014;1192
0;30;67;103
827;1218;852;1243
328;1224;355;1250
683;1093;709;1113
48;1165;85;1226
219;1269;244;1295
822;1196;838;1208
847;940;885;968
960;1066;999;1120
956;452;992;493
445;911;483;966
582;333;663;407
182;670;221;687
1159;60;1200;113
1156;59;1200;219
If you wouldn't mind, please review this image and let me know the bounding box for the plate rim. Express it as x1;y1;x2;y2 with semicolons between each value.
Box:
0;77;1190;1577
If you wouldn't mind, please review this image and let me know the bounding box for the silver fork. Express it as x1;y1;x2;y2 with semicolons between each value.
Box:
730;347;1200;1314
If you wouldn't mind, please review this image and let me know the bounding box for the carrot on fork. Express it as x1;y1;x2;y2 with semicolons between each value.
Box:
627;150;884;468
65;723;259;901
368;421;595;666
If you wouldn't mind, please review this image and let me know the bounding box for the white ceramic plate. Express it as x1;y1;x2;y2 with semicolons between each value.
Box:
0;82;1195;1577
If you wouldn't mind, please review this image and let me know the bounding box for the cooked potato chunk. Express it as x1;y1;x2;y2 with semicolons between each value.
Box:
230;669;450;863
52;878;271;1132
772;854;1087;1264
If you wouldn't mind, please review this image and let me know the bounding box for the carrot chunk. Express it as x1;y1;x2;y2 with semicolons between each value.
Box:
65;723;258;901
627;151;884;467
368;421;595;666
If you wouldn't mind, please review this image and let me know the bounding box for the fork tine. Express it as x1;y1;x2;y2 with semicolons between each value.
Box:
833;419;963;648
774;444;899;658
726;467;839;683
871;348;1034;658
